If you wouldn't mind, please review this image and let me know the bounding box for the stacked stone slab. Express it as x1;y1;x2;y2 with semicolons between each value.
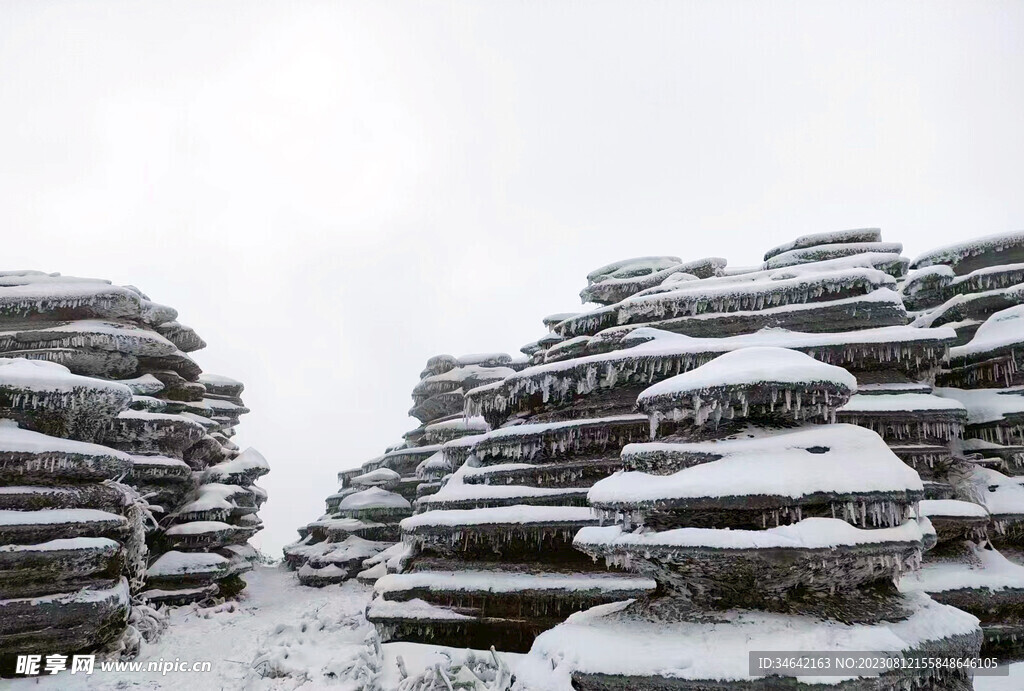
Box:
515;347;981;690
368;414;658;652
744;231;1024;663
369;306;708;651
904;231;1024;346
887;232;1024;660
0;270;268;662
279;228;1021;672
285;354;514;587
552;233;907;347
367;236;926;653
0;357;137;662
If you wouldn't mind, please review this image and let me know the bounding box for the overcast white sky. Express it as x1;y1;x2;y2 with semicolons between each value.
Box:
1;1;1023;554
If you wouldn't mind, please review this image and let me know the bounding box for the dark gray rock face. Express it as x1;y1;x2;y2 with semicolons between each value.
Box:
0;271;268;666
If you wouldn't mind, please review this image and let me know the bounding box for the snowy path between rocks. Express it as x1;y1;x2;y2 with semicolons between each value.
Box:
9;565;523;690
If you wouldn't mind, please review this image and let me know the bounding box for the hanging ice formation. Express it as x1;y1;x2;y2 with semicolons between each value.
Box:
0;271;268;667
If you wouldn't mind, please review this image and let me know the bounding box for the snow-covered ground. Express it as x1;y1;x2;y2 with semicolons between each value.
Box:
8;564;1022;689
9;565;521;690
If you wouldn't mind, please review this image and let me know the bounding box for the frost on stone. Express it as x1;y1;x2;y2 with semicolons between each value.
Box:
396;647;514;691
585;256;684;285
0;268;269;657
466;324;952;427
580;256;725;305
0;274;144;321
763;228;883;262
473;415;649;464
912;230;1024;275
764;241;905;271
559;260;902;339
635;347;857;433
424;415;489;445
941;305;1024;389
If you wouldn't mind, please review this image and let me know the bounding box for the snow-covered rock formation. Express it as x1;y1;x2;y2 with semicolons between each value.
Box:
515;347;981;689
281;227;1024;681
285;354;516;587
367;335;667;651
0;271;267;663
361;231;984;661
897;232;1024;660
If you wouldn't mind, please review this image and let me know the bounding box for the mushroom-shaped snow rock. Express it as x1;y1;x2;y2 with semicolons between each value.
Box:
942;305;1024;389
635;346;858;433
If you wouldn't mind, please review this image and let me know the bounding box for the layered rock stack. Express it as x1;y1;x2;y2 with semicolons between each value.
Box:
0;271;267;662
516;347;981;690
364;233;992;656
891;232;1024;659
275;227;1024;677
286;354;514;587
0;358;137;661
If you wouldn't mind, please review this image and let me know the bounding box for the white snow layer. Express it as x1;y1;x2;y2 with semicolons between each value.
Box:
339;487;412;510
901;543;1024;594
575;517;923;551
401;505;596;530
0;419;132;459
934;387;1024;425
516;591;977;686
951;305;1024;359
636;347;858;400
593;425;922;505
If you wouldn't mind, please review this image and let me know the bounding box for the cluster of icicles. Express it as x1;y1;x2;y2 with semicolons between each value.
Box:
593;544;922;593
616;274;880;325
6;387;123;411
647;386;838;434
837;416;963;442
0;293;129;318
603;499;914;531
466;464;592;487
0;331;154;353
973;424;1024;445
949;266;1024;295
948;355;1019;388
467;343;945;421
409;525;585;551
477;425;643;463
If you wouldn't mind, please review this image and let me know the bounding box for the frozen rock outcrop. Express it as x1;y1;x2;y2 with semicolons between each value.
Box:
367;325;669;651
289;228;1024;675
365;229;971;658
0;271;268;664
286;353;517;587
0;360;136;660
893;232;1024;659
516;347;980;690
